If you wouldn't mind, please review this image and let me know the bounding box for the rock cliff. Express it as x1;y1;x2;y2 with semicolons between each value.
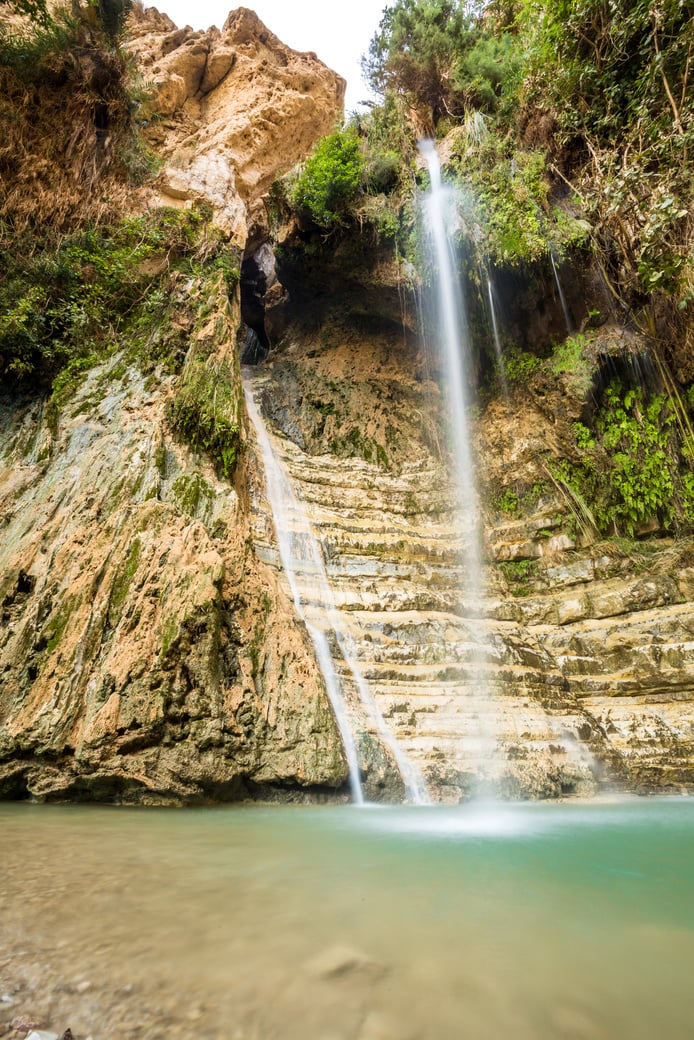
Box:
127;3;345;241
0;274;346;802
0;5;348;802
0;4;692;804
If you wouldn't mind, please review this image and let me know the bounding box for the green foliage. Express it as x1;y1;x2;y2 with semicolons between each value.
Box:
364;0;473;125
0;8;80;72
520;0;692;150
517;0;693;301
91;0;132;43
363;0;518;128
447;132;590;267
546;332;593;396
211;251;241;296
489;479;551;518
556;379;694;536
453;31;522;115
497;557;539;595
168;355;241;481
354;91;417;173
0;209;231;386
504;347;542;384
493;487;519;515
290;127;365;229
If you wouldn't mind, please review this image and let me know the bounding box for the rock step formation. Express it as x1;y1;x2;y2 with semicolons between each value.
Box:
246;359;694;799
245;371;597;801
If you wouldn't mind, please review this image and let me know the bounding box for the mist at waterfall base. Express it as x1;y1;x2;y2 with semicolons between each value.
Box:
3;799;694;1039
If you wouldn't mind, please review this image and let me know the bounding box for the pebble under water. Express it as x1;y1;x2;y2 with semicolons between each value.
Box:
1;798;694;1039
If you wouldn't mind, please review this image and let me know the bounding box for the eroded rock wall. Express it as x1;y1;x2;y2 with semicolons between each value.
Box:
127;4;346;241
0;275;347;802
240;236;694;801
0;4;352;802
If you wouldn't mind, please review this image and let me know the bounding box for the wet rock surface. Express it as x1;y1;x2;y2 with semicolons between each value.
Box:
0;278;347;803
242;297;694;799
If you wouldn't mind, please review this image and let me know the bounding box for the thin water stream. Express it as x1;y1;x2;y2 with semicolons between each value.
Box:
487;276;510;402
243;376;429;805
419;141;495;770
243;378;364;803
550;251;573;334
2;799;693;1039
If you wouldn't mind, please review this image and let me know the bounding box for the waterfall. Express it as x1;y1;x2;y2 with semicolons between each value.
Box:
550;251;573;335
419;140;496;780
243;377;429;805
419;141;484;624
487;277;509;403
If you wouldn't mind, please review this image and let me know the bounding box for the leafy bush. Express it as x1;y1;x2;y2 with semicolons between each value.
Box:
0;208;231;385
546;333;593;396
446;132;590;267
504;348;542;385
94;0;133;43
289;127;365;228
556;379;694;536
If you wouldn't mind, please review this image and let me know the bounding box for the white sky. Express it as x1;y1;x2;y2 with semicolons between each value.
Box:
146;0;389;112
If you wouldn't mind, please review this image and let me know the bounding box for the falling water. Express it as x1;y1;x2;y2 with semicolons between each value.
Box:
420;142;484;621
550;250;573;334
243;378;429;805
419;141;494;776
487;276;509;402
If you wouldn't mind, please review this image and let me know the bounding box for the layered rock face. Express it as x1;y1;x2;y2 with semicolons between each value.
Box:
0;278;347;802
241;237;694;801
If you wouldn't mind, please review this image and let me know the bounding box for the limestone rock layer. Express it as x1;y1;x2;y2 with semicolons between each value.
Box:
243;323;694;800
127;4;346;240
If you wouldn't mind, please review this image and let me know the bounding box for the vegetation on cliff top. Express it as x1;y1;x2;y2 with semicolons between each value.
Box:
0;0;153;230
285;0;692;311
0;208;236;380
276;0;694;536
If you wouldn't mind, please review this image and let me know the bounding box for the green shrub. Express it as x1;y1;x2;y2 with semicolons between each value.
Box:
505;348;542;384
290;127;365;228
546;333;594;396
556;379;694;536
0;209;229;386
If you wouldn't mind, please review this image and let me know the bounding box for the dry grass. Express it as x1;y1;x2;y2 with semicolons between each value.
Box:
0;23;147;235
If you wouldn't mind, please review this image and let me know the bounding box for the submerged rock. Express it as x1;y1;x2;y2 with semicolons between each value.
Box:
304;945;387;981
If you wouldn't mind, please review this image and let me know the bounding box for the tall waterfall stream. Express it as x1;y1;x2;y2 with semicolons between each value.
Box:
419;141;497;779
